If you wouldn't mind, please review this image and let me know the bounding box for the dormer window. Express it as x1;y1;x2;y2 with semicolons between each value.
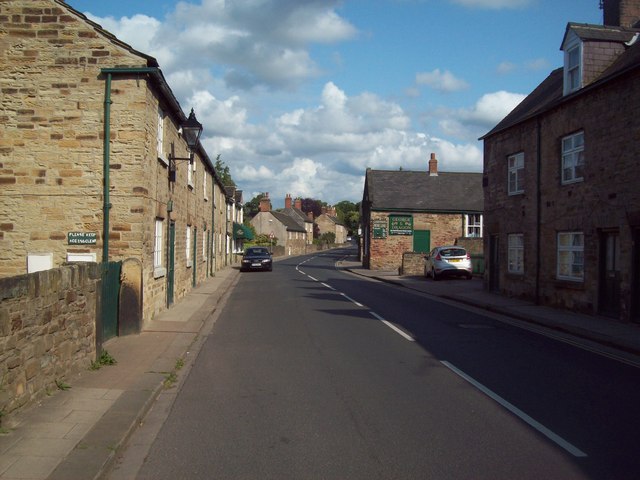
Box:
563;33;582;95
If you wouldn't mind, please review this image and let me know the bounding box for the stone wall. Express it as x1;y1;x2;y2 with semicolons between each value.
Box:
0;263;100;416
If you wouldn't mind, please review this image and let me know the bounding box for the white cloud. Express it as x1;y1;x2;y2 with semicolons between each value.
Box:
416;69;469;93
82;3;491;206
496;61;516;75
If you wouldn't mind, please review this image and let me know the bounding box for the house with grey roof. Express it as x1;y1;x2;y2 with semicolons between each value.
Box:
481;0;640;323
250;193;308;255
316;207;348;244
282;194;314;244
361;154;483;271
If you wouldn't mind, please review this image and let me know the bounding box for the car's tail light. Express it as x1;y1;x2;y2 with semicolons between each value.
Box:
466;253;471;260
435;253;441;261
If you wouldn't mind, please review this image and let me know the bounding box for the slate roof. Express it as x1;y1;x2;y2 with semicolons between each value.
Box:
364;170;483;213
483;23;640;139
319;214;344;226
271;211;307;232
281;207;313;227
562;22;638;45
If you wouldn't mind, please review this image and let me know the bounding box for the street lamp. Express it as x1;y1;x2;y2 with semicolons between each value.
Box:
169;108;203;182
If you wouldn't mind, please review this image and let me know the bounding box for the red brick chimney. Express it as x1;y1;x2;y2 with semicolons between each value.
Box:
294;198;302;210
285;193;292;209
429;153;438;176
259;193;271;212
603;0;640;27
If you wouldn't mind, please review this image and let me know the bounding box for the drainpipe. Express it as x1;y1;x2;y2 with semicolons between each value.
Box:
102;73;112;263
535;116;542;304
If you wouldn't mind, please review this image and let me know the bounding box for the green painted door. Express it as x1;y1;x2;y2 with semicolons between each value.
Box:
413;230;430;253
167;221;175;307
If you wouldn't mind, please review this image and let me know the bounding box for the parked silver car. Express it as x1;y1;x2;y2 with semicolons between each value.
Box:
424;246;472;280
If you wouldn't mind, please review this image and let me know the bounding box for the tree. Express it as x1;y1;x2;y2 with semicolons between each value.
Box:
244;193;267;218
300;198;323;218
319;232;336;244
214;154;235;186
334;200;360;235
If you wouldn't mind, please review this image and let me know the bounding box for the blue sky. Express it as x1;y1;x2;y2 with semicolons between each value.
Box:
66;0;602;207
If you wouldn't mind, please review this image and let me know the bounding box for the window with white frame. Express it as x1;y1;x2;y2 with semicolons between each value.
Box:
562;131;584;184
557;232;584;281
465;214;483;238
154;219;166;277
157;107;167;165
564;42;582;95
186;226;192;267
187;161;194;188
203;173;208;201
508;152;524;195
202;230;206;259
508;234;524;274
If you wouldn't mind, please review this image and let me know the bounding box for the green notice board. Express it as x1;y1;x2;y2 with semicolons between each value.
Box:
389;215;413;235
373;220;387;239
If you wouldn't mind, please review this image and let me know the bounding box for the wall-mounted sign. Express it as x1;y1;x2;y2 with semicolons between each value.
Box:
373;220;387;239
389;215;413;235
68;232;97;245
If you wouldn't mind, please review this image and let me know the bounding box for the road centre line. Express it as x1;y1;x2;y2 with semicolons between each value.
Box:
440;361;587;458
370;312;415;342
299;258;413;342
339;292;364;307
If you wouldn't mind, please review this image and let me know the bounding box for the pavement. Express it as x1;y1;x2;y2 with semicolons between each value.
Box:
0;254;638;480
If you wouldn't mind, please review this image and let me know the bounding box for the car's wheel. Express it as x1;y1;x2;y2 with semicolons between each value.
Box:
431;267;438;280
466;273;472;280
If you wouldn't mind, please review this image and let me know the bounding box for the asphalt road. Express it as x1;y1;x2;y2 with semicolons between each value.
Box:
132;247;640;480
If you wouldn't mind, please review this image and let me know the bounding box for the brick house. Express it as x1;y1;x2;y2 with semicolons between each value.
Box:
316;207;348;244
481;0;640;322
0;0;233;329
361;154;483;271
250;193;308;255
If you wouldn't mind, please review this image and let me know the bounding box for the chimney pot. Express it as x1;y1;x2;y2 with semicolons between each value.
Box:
429;153;438;176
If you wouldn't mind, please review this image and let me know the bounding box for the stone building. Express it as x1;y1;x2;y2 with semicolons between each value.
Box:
481;0;640;322
250;193;308;255
316;207;348;244
0;0;233;330
361;154;483;271
282;194;314;244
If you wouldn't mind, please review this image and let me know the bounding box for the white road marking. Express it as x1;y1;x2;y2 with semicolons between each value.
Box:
321;283;336;291
307;275;318;281
340;293;364;307
370;312;415;342
440;361;588;458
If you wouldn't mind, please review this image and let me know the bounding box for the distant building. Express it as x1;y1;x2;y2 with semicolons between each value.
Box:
250;193;308;255
316;207;348;244
481;0;640;322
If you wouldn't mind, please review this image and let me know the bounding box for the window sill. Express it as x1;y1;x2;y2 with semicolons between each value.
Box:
554;278;585;289
158;155;169;167
154;267;166;279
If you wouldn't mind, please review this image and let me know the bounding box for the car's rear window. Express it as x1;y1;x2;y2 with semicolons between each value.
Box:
247;248;268;255
440;248;466;257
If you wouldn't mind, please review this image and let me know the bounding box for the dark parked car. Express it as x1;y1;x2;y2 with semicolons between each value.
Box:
424;246;472;280
241;247;273;272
